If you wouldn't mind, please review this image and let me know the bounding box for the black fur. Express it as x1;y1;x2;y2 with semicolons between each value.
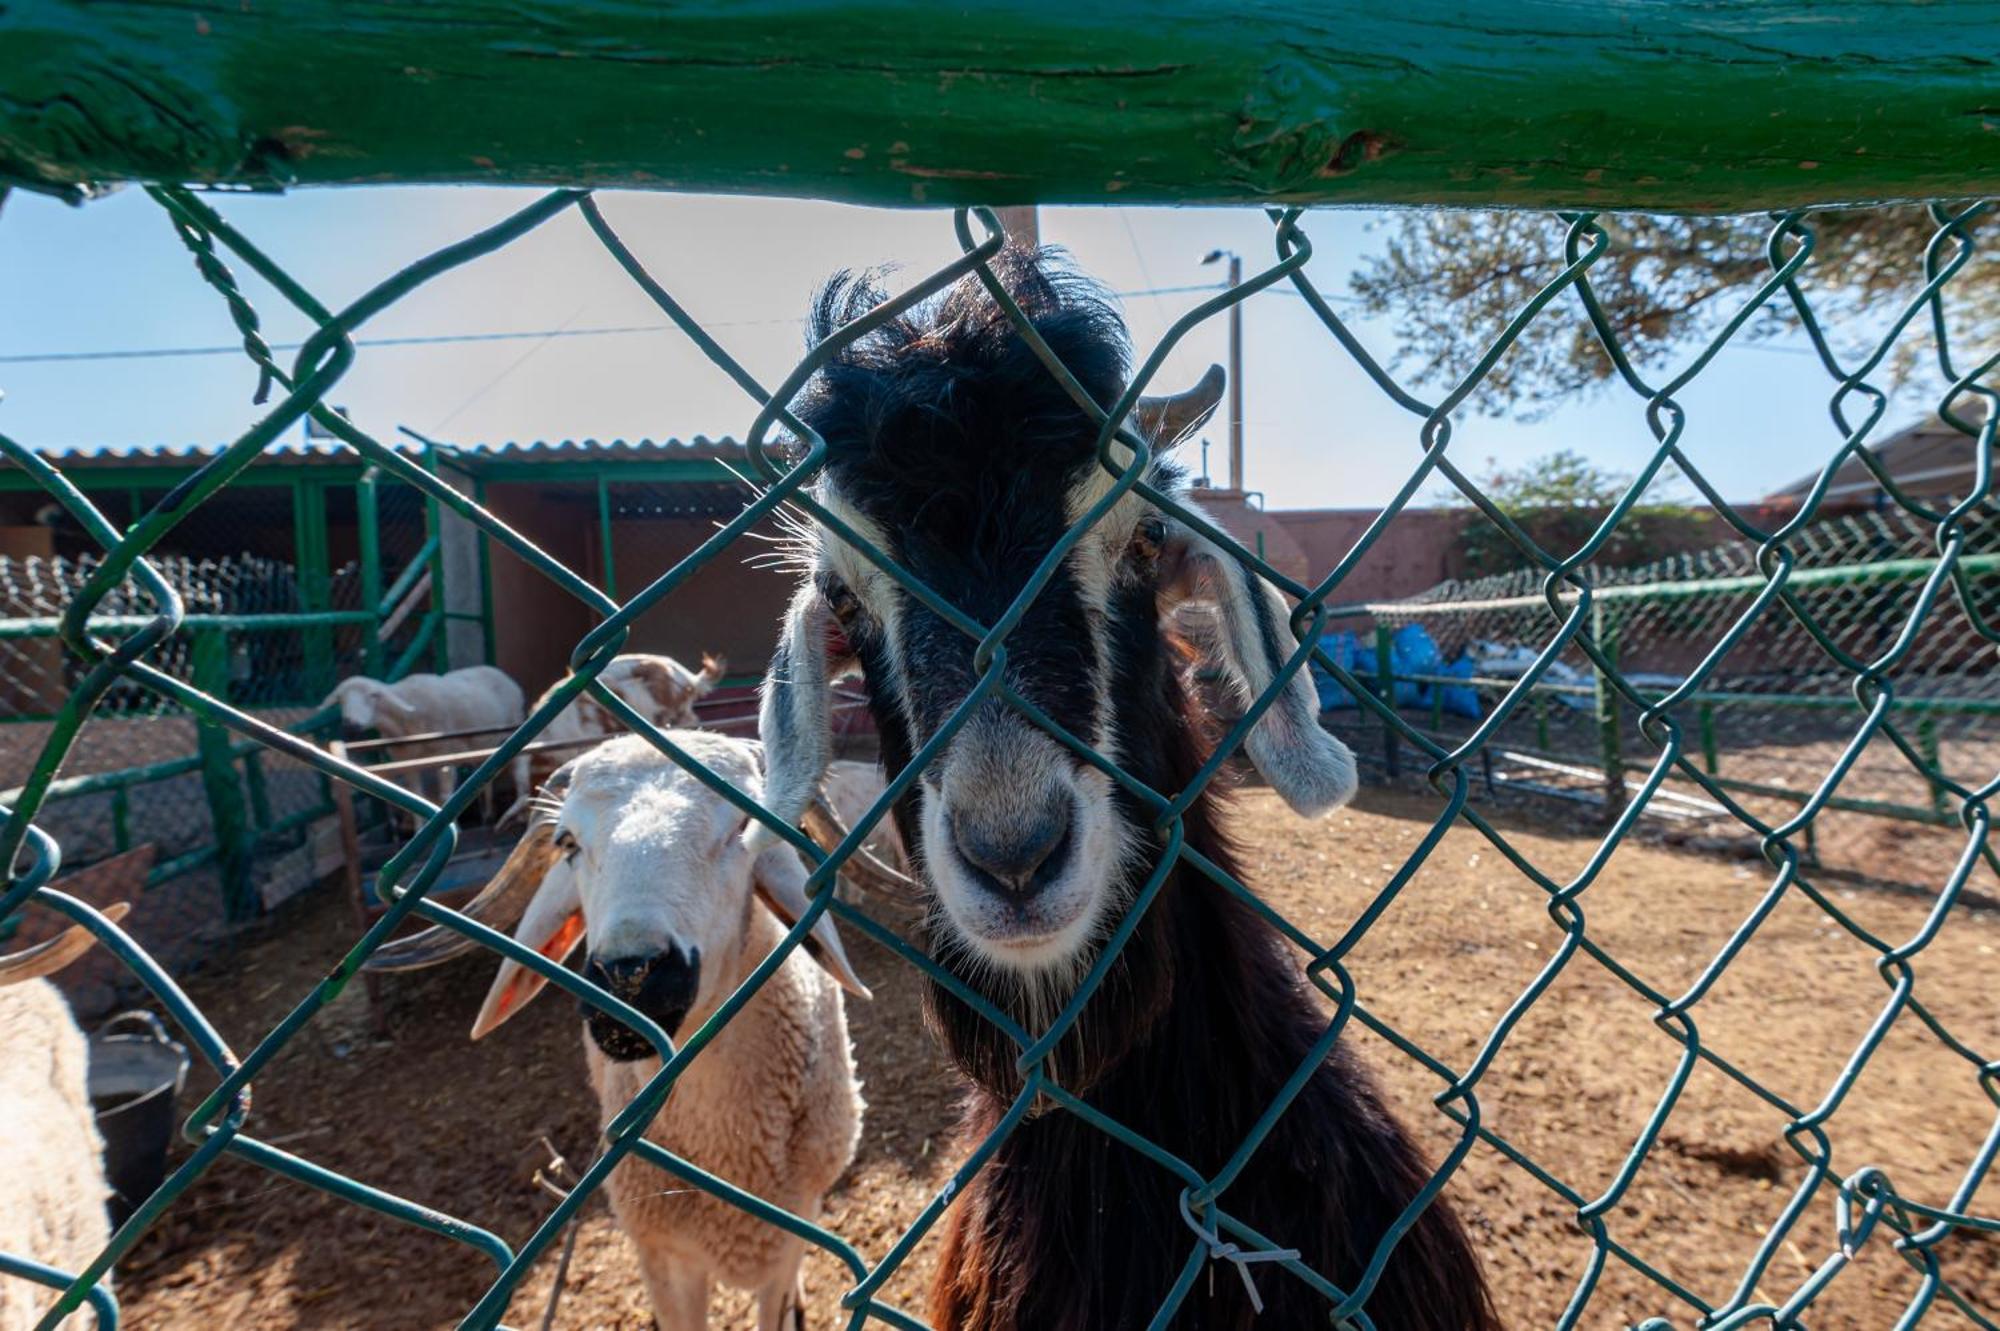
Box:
794;249;1497;1330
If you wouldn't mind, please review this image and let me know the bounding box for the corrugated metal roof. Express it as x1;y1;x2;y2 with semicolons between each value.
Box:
23;435;750;471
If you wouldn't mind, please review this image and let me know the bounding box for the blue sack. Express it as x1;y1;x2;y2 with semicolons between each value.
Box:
1388;623;1441;707
1310;631;1359;710
1437;656;1483;720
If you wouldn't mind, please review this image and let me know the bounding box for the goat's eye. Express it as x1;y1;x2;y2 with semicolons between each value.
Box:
823;575;862;626
1127;516;1167;565
554;828;579;861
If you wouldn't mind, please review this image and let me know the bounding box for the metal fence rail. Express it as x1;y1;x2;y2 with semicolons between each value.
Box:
3;178;1996;1331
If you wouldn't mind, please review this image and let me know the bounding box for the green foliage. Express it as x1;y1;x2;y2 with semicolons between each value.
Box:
1445;449;1708;571
1352;207;1997;415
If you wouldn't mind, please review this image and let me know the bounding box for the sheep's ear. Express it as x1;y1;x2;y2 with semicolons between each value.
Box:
469;859;584;1039
1157;507;1356;818
1135;364;1225;449
752;845;871;1000
748;583;837;854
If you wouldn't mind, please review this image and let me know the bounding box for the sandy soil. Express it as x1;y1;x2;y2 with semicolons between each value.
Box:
105;784;2000;1329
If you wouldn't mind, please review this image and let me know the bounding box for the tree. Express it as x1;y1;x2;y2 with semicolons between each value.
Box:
1349;207;1995;416
1446;449;1706;572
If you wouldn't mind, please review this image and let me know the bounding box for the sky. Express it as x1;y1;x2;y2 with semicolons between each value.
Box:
0;186;1923;510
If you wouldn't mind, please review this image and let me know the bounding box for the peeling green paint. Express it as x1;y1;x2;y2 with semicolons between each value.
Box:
2;1;1995;209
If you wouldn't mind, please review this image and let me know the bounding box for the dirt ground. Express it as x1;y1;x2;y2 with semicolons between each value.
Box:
107;784;2000;1330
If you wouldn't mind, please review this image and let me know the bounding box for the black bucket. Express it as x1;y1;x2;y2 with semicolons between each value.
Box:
87;1011;189;1228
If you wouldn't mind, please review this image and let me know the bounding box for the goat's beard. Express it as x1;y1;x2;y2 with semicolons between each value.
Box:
918;816;1172;1101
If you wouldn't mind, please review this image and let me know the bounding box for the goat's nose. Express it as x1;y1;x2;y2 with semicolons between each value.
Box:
950;801;1073;898
581;945;702;1062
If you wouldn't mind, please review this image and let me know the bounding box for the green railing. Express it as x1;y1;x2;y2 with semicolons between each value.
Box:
3;8;1998;1327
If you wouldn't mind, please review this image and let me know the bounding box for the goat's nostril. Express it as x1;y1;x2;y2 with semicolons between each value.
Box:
951;802;1073;897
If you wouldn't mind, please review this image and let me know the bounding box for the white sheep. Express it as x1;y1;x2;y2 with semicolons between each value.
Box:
0;907;126;1331
372;733;864;1330
513;653;724;797
324;665;527;820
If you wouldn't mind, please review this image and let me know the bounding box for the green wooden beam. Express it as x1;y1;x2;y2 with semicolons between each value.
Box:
3;2;1996;210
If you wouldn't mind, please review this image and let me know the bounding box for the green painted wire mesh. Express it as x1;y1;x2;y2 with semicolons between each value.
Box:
1338;505;2000;894
2;190;1996;1331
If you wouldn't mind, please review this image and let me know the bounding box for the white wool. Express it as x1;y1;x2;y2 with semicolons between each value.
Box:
0;980;109;1331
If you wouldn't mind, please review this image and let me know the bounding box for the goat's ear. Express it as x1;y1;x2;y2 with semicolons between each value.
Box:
469;859;584;1039
748;583;837;854
1135;364;1225;449
752;845;871;1000
1158;510;1356;818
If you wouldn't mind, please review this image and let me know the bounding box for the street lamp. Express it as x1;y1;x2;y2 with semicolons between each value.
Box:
1201;248;1245;492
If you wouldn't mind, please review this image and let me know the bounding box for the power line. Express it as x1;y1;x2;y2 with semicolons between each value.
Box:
0;279;1829;367
0;283;1231;367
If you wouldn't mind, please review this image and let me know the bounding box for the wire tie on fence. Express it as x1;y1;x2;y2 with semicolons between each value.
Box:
1182;1201;1297;1315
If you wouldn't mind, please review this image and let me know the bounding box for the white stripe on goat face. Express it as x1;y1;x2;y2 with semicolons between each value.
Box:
797;467;1171;979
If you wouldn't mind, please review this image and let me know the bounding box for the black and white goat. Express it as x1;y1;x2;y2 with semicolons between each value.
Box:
753;250;1496;1330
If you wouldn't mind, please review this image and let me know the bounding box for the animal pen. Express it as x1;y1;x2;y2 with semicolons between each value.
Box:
1;4;1997;1329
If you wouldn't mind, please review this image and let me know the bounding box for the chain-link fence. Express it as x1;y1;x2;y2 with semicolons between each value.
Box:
1318;507;2000;896
3;171;1996;1331
1;466;453;972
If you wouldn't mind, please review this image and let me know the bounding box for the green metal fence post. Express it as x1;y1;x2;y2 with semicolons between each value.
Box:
243;749;274;831
1374;623;1400;780
1592;600;1626;820
192;628;256;919
1698;701;1720;775
423;443;450;673
1917;716;1948;817
597;474;618;599
475;476;497;665
357;464;384;676
294;476;335;697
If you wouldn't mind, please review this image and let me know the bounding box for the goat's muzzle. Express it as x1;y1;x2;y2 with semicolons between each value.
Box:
581;944;701;1062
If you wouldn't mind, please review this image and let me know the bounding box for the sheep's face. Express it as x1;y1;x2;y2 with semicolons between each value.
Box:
553;739;758;1059
757;254;1355;994
333;679;381;732
461;733;867;1061
328;677;414;737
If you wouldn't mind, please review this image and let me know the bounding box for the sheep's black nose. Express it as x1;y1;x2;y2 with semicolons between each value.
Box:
950;801;1073;899
581;945;701;1062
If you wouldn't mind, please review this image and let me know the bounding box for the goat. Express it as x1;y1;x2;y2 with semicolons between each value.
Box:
370;733;864;1330
0;905;128;1330
512;653;725;797
754;250;1497;1329
324;665;527;822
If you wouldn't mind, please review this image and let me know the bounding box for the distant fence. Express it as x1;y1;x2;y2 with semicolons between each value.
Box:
1319;508;2000;893
0;496;450;929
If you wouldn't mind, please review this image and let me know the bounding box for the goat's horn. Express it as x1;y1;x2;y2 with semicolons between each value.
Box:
364;826;562;972
0;901;131;986
1135;363;1226;447
802;798;924;907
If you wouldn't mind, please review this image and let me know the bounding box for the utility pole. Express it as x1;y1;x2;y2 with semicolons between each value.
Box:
1203;249;1245;490
993;205;1039;247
